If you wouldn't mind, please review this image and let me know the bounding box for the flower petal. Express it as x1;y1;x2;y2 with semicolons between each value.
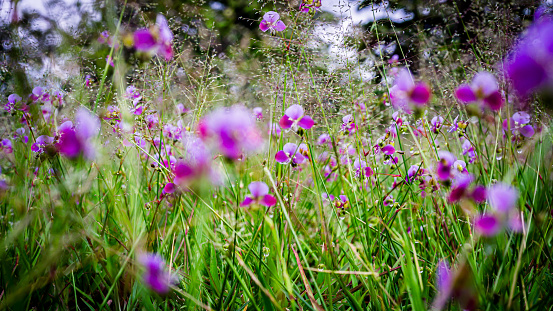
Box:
240;197;253;207
261;194;277;207
483;91;504;111
454;84;477;103
275;150;289;163
274;20;286;32
263;11;280;24
474;214;502;237
259;20;270;32
249;181;269;198
284;104;304;120
487;183;518;213
279;115;293;129
134;29;157;51
298;115;314;129
519;125;535;138
410;83;431;105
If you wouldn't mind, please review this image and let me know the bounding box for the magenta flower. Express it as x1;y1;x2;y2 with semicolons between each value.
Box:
341;115;357;134
259;11;286;33
390;68;432;112
436;151;456;181
279;104;315;130
6;94;22;112
199;106;263;160
138;253;176;295
56;108;100;160
253;107;263;119
176;103;188;114
461;139;476;163
240;181;277;207
275;143;306;165
133;14;174;60
300;0;321;13
433;260;453;310
353;157;373;178
31;135;54;154
454;71;504;111
470;185;487;203
474;214;502;237
448;173;472;203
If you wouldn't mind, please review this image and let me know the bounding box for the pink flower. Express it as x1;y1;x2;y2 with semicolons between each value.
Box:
240;181;277;207
503;111;535;138
253;107;263;119
133;14;174;60
454;71;504;111
474;214;502;236
436;151;456;181
198;106;263;160
487;183;518;214
259;11;286;33
300;0;321;13
279;104;315;130
1;139;12;153
390;68;432;112
56;108;100;160
275;143;307;165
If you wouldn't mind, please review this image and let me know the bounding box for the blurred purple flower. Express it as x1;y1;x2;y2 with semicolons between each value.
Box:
56;108;101;160
133;14;174;60
279;104;315;130
317;133;331;146
455;71;504;111
138;253;176;294
448;173;472;203
198;106;263;160
504;17;553;97
474;214;502;236
1;139;13;153
240;181;277;207
390;68;432;112
268;122;281;137
253;107;263;119
436;151;456;181
487;183;518;214
259;11;286;33
341;114;357;134
461;139;476;163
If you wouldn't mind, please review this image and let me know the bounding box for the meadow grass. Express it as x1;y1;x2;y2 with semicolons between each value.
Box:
0;1;552;310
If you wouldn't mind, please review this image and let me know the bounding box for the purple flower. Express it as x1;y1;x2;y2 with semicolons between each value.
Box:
31;135;54;154
176;103;188;114
275;143;306;165
341;115;357;134
1;139;12;153
106;55;115;67
455;71;504;111
162;182;176;195
133;14;174;60
5;94;22;112
474;214;502;237
253;107;263;119
300;0;321;13
487;183;518;214
431;116;444;133
56;108;100;159
436;151;456;181
461;139;476;163
433;260;453;309
138;253;176;294
198;106;263;160
390;68;432;112
353;157;373;177
448;173;472;203
259;11;286;33
504;17;553;97
470;185;487;203
453;160;467;175
279;104;315;130
503;111;535;138
380;144;395;155
240;181;277;207
317;133;331;146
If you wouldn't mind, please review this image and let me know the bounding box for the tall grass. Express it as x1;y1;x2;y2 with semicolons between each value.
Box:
0;1;552;310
